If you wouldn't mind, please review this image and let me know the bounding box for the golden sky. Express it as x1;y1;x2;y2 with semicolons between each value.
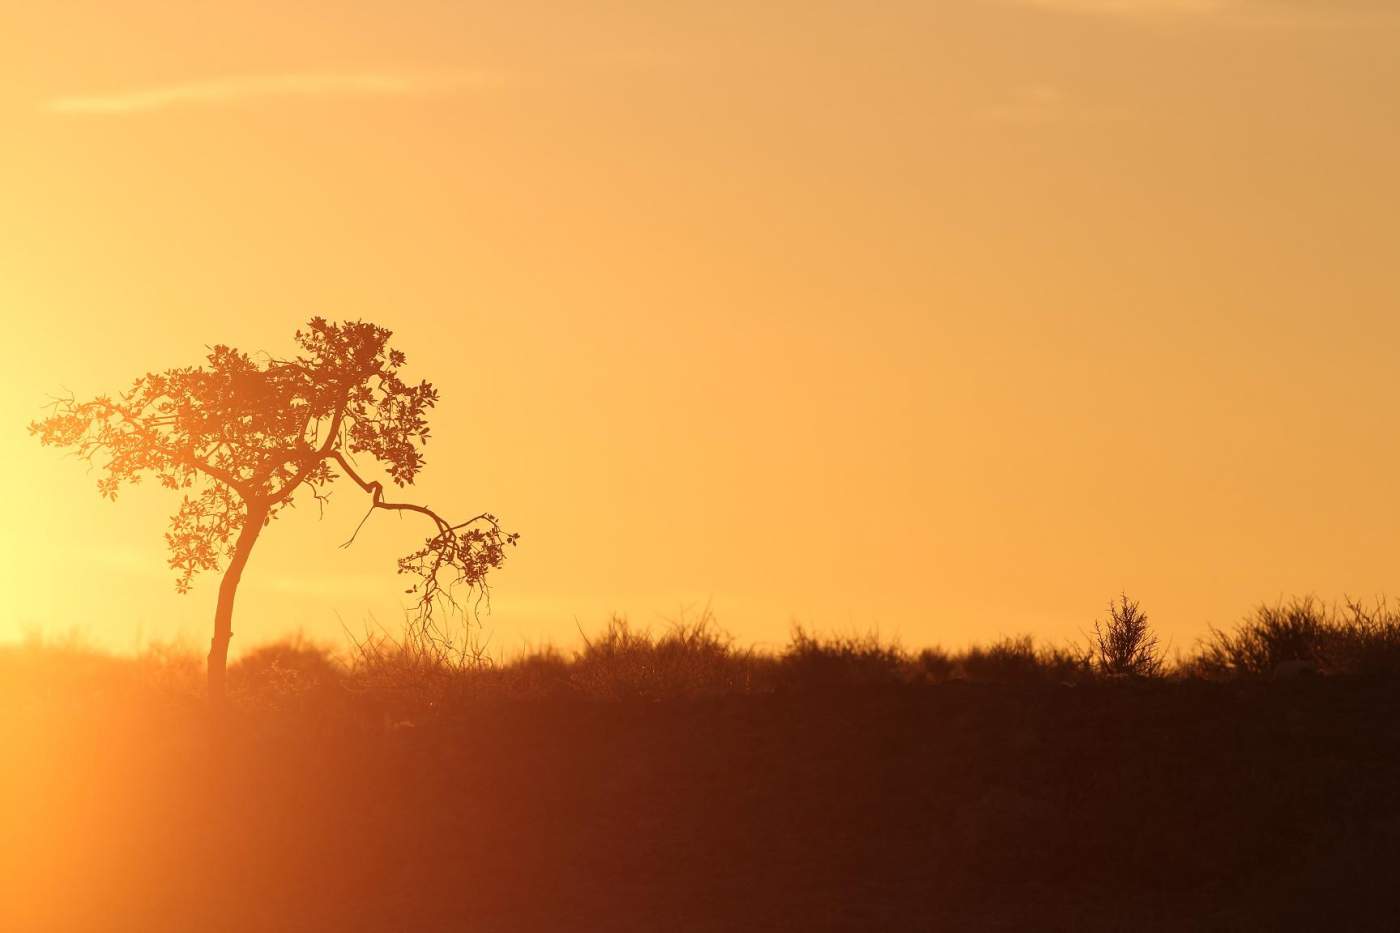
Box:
3;1;1399;656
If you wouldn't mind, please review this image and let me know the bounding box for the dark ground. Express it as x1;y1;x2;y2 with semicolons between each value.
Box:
6;675;1400;932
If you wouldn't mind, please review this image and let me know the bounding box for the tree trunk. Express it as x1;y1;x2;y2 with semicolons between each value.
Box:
208;499;269;708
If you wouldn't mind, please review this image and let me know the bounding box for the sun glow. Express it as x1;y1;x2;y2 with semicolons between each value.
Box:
3;0;1399;657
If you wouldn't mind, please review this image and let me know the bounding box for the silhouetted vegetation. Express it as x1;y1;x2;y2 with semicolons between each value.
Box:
30;319;516;704
779;627;905;688
22;593;1393;709
1195;596;1400;678
6;599;1400;931
1092;593;1163;677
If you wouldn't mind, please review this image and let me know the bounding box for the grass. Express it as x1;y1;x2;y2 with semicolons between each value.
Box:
330;595;1400;701
12;592;1400;726
19;593;1400;713
6;597;1400;931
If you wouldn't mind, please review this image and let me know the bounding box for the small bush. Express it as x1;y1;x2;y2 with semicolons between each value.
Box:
960;635;1036;682
1035;643;1096;684
1092;594;1162;678
134;643;205;700
1328;598;1400;676
913;647;957;683
569;610;761;700
230;635;343;709
778;626;906;689
954;636;1092;684
489;646;574;699
1194;598;1331;677
343;611;494;718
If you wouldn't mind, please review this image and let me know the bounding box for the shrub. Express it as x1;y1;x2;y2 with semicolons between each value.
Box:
569;610;760;700
954;636;1093;684
343;611;494;718
1092;594;1162;678
490;646;574;699
1194;597;1331;677
1327;598;1400;676
913;647;957;683
230;634;344;707
1035;643;1096;683
778;626;906;689
134;643;205;700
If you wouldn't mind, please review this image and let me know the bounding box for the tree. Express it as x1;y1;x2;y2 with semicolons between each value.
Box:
30;318;517;705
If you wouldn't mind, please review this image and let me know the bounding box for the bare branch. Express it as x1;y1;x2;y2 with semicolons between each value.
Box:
330;449;517;622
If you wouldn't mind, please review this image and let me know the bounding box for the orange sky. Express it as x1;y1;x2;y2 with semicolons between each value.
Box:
3;1;1399;656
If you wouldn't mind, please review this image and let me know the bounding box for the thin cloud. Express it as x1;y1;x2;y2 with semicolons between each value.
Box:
45;71;502;115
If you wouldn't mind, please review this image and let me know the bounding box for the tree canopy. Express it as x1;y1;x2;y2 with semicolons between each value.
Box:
30;317;516;624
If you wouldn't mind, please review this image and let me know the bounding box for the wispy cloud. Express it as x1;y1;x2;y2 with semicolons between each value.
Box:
45;71;501;116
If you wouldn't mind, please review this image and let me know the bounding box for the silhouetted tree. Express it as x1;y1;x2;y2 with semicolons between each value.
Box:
30;319;517;705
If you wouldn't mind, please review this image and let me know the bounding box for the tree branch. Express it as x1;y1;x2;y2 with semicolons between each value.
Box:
331;450;454;543
75;395;252;496
329;450;513;622
264;386;353;503
185;453;247;494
